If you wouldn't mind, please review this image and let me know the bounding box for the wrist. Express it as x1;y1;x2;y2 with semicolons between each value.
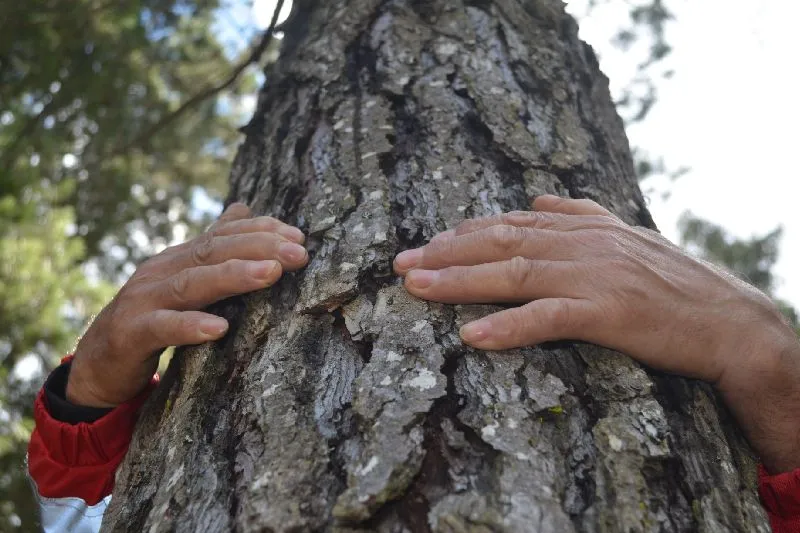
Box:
716;318;800;473
66;359;119;409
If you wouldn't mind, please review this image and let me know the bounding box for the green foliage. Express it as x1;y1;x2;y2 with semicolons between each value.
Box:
679;213;799;332
0;183;114;532
0;0;268;528
0;183;113;367
0;0;253;271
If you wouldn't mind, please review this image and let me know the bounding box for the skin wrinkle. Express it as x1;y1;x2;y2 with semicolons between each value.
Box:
67;195;800;484
396;194;800;474
66;203;310;408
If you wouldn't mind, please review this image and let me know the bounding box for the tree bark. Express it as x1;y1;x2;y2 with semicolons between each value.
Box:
103;1;770;531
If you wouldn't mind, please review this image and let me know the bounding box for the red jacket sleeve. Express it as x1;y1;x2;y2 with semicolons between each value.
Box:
27;357;157;505
760;465;800;532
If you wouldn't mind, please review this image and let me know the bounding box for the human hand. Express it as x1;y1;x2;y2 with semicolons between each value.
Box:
66;203;308;408
394;195;800;472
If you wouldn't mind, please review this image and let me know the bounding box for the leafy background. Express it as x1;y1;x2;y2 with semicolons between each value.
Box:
1;0;797;529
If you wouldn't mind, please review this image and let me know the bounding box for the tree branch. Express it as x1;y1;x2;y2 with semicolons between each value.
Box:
111;0;286;158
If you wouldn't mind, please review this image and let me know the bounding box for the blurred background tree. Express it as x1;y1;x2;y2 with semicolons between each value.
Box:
0;0;796;530
0;0;278;529
680;215;799;333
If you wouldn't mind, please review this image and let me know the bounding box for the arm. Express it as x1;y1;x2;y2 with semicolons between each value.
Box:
28;203;308;532
393;195;800;531
28;357;156;533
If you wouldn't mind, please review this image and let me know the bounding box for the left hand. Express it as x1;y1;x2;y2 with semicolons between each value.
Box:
67;203;308;408
393;195;800;473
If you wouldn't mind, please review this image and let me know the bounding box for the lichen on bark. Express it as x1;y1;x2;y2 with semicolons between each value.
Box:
103;1;769;531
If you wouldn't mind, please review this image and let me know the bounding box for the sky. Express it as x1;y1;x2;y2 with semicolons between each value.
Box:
565;0;800;307
247;0;800;309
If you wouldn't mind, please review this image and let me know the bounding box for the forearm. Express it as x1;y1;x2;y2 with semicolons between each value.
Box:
716;323;800;474
28;358;156;532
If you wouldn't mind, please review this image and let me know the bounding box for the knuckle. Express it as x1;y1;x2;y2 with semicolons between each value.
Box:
259;216;280;229
168;271;191;304
508;308;531;342
208;220;228;236
191;233;215;265
430;230;461;257
455;219;476;236
501;211;543;227
209;220;236;236
488;224;526;252
179;314;200;339
501;210;533;223
247;216;279;234
535;212;562;228
222;258;247;278
506;256;535;288
145;313;171;347
254;231;280;250
549;299;574;332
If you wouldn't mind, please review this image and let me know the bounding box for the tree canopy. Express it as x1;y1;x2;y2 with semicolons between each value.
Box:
0;1;276;528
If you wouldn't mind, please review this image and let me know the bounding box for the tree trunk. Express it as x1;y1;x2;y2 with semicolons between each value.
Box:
103;1;770;531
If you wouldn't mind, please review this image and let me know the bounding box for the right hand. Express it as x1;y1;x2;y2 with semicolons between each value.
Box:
66;203;308;408
394;195;800;472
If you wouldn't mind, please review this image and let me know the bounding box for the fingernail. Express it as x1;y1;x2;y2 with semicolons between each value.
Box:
200;317;229;337
431;229;455;242
281;227;306;243
395;248;423;270
279;242;307;263
406;269;437;289
460;320;491;343
248;260;279;280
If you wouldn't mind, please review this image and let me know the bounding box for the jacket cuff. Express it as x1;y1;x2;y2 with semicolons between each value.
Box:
759;464;800;532
43;360;114;424
27;356;157;505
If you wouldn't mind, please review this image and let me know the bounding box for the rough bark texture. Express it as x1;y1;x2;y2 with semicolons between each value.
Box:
103;1;770;531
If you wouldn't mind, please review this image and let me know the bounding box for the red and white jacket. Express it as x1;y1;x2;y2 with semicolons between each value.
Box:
27;358;800;532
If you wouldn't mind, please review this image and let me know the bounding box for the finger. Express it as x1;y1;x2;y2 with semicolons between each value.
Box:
130;310;230;354
532;195;618;219
209;202;252;231
152;259;283;310
155;232;308;275
452;211;561;238
211;216;305;243
459;298;595;350
430;229;456;242
403;257;579;303
394;225;574;274
447;211;614;241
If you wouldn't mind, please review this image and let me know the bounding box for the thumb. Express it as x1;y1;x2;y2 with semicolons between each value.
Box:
459;298;594;350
